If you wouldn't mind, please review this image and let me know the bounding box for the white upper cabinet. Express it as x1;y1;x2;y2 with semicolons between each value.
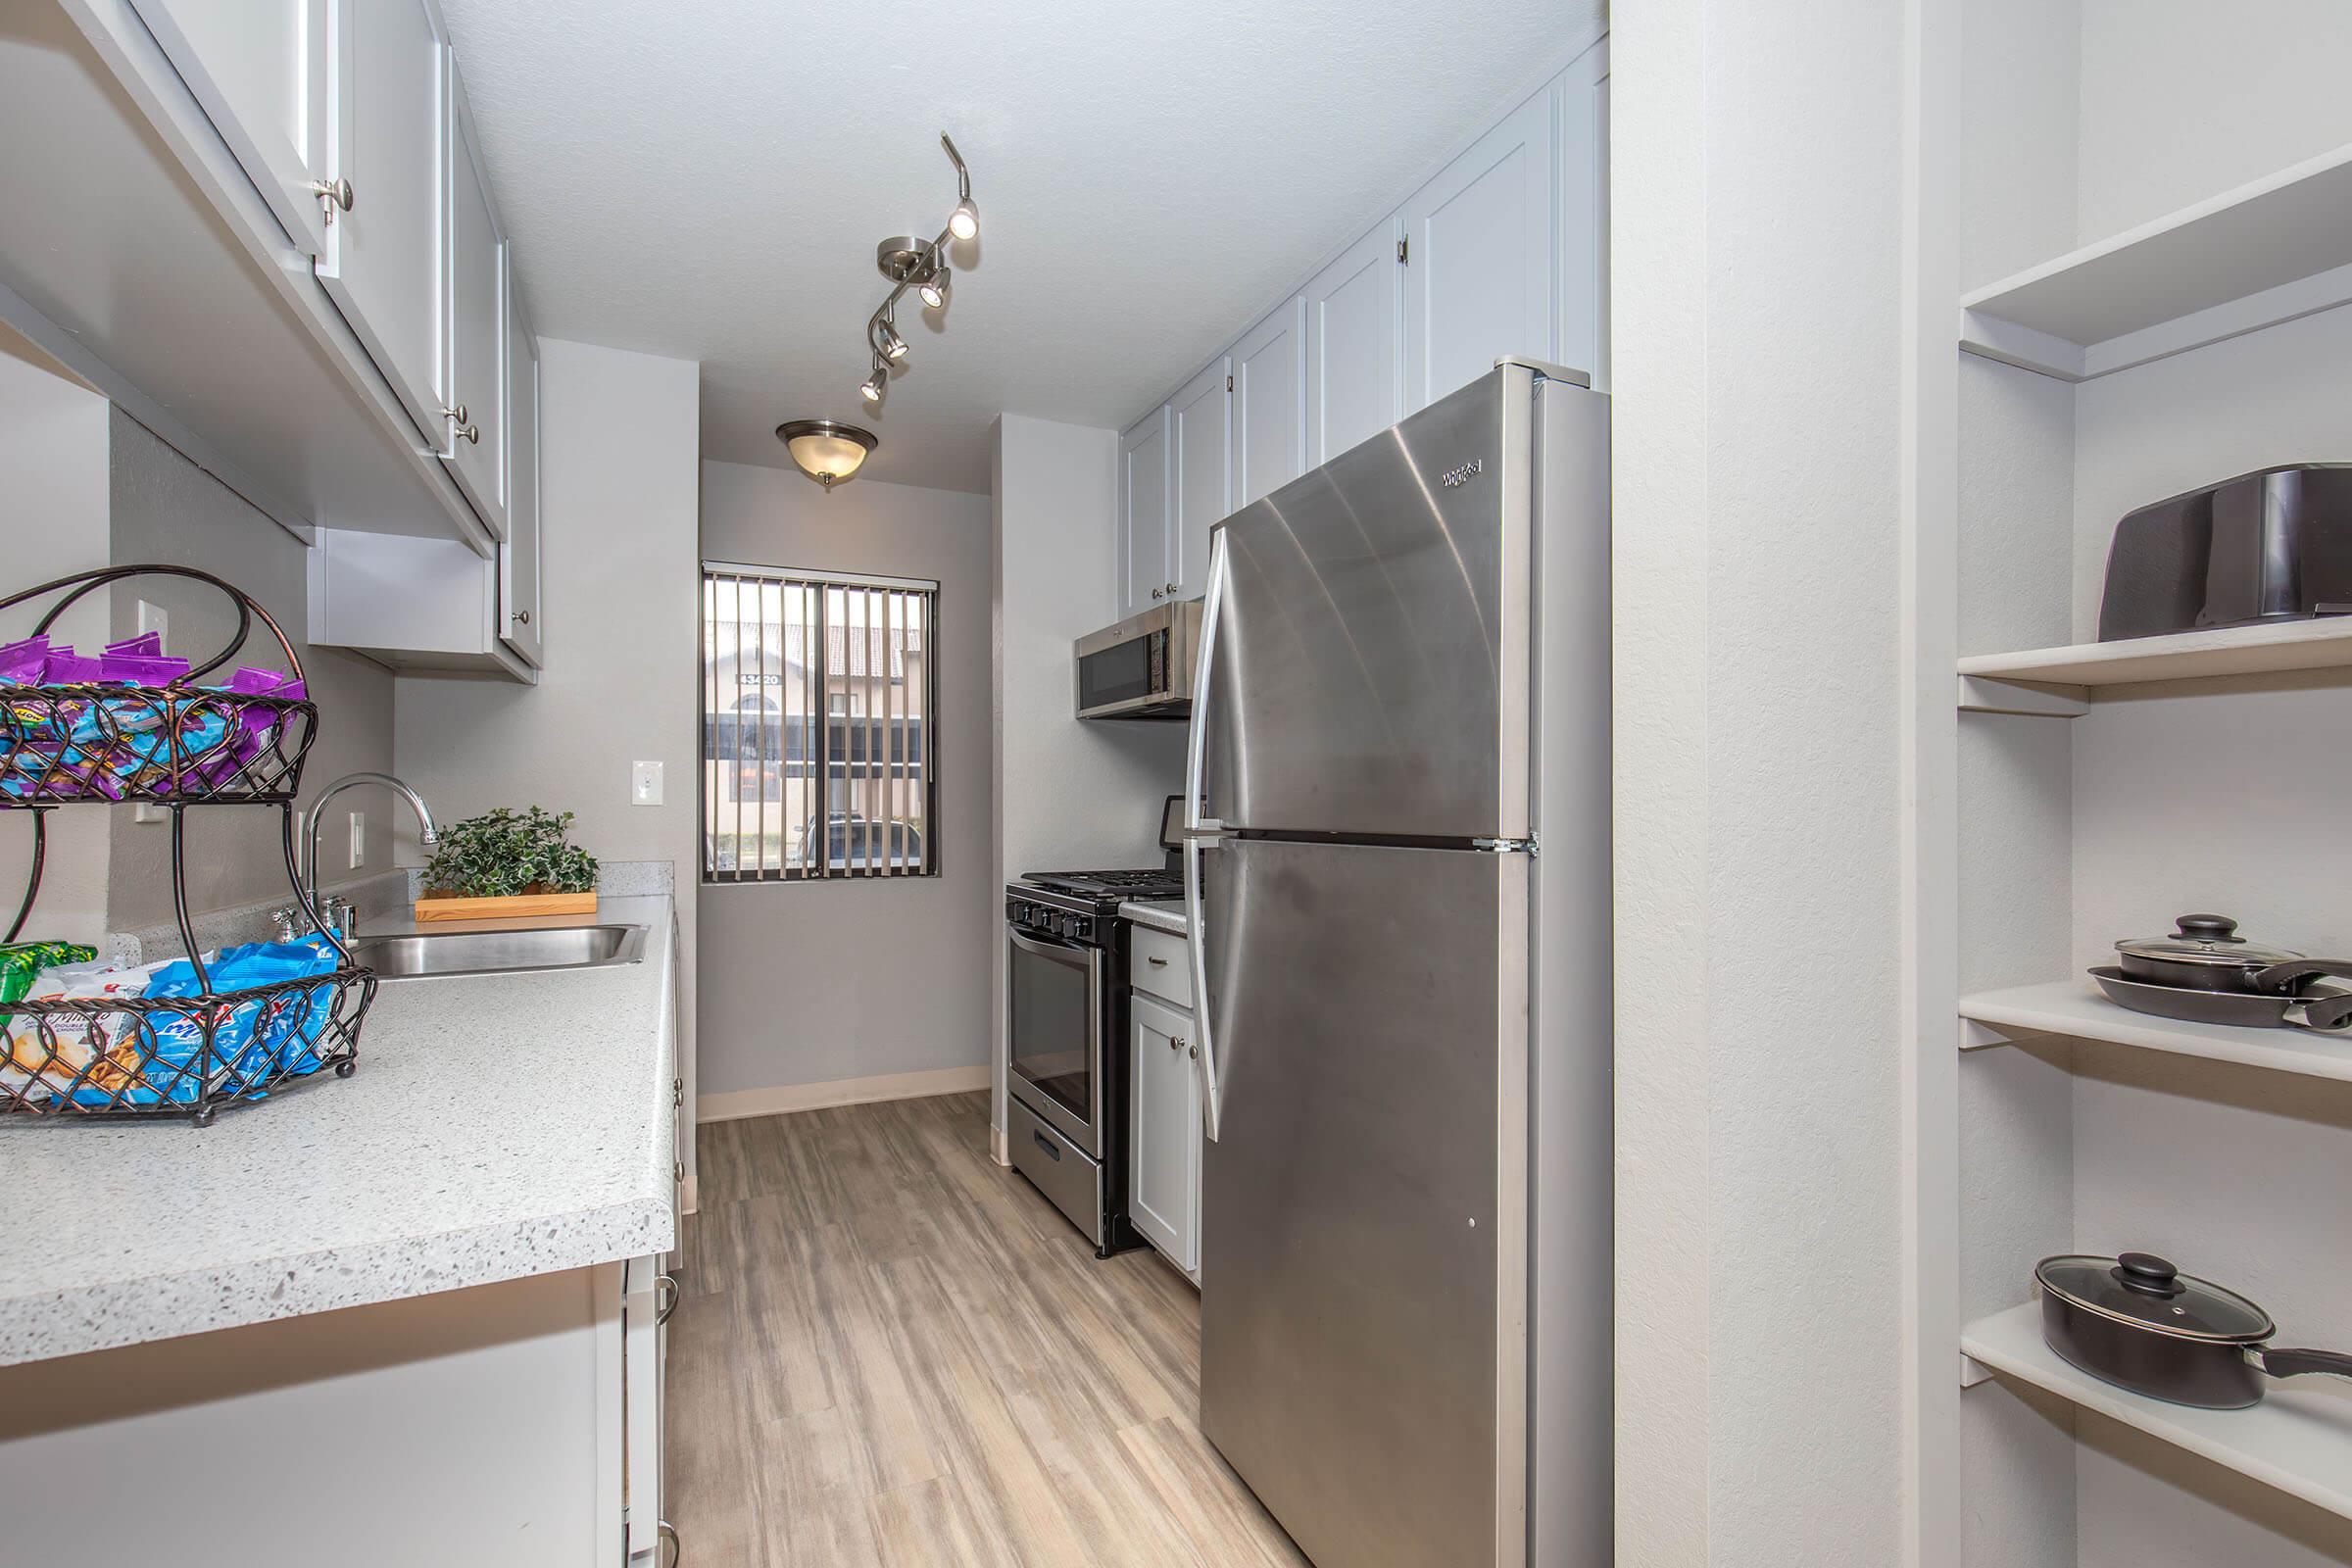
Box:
503;282;542;666
130;0;338;257
1305;220;1404;466
1167;356;1231;603
444;57;507;539
1400;90;1557;414
1232;296;1306;507
316;0;450;449
1118;407;1172;621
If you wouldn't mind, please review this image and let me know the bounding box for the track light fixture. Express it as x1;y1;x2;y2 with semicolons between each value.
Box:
858;133;978;404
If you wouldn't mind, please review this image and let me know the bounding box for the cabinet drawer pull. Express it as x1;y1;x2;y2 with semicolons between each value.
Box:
655;1273;679;1327
1146;955;1168;966
658;1521;679;1568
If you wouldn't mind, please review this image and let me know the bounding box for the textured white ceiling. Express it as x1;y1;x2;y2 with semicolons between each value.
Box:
437;0;1605;494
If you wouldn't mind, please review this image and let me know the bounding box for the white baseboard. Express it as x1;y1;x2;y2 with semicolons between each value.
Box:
695;1063;992;1124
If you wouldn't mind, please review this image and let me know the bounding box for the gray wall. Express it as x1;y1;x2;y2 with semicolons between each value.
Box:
990;415;1188;1150
697;461;995;1100
1610;0;1905;1559
106;410;397;931
0;333;112;945
395;340;704;1185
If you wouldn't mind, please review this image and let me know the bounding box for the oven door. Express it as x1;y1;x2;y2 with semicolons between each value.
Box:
1006;926;1104;1155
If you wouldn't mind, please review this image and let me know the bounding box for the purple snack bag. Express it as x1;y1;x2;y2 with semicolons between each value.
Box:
100;653;191;686
41;652;102;685
0;636;51;684
106;633;164;658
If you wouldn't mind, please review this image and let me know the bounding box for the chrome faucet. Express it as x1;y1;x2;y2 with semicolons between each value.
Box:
277;772;441;941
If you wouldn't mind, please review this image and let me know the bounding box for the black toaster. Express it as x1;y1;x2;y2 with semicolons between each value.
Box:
2098;465;2352;641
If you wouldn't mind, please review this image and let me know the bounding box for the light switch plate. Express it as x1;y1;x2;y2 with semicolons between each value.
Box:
631;760;664;807
348;810;366;869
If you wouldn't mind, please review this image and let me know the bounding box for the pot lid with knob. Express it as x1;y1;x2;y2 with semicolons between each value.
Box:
2035;1251;2276;1344
2115;913;2306;972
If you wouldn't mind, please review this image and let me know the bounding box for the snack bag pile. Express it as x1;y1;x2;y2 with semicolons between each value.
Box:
0;935;345;1108
0;633;306;801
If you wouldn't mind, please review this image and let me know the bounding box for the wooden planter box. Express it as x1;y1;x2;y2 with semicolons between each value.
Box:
413;889;598;923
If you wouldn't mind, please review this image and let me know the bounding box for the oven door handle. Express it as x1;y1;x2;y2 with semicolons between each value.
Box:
1008;927;1095;967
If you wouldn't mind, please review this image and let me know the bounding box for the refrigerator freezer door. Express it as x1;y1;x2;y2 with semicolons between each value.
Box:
1200;368;1535;841
1198;835;1529;1568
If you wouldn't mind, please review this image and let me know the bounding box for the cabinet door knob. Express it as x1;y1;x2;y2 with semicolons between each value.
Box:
514;610;531;624
1171;1035;1186;1051
1166;582;1178;596
311;176;353;219
458;422;480;445
1151;586;1164;600
1189;1044;1199;1059
441;403;468;425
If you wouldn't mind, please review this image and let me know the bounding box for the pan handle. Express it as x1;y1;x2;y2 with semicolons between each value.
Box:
2296;993;2352;1032
2251;958;2352;994
2256;1347;2352;1383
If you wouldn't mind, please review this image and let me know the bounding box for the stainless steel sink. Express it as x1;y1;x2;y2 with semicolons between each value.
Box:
348;924;648;981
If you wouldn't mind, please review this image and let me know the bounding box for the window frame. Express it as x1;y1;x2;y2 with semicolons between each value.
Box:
700;561;941;884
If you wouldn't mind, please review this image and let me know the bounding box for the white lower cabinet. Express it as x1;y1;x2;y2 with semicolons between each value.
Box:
1130;989;1201;1281
619;1254;670;1564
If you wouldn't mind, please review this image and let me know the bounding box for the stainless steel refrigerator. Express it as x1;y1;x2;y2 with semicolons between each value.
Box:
1181;360;1611;1568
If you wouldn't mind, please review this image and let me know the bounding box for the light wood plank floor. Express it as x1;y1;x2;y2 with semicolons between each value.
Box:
668;1092;1310;1567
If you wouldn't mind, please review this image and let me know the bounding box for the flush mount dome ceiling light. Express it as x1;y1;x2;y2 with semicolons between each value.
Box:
859;133;978;407
775;418;878;490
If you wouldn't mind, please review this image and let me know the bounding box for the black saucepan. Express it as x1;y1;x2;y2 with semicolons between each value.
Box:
2036;1251;2352;1409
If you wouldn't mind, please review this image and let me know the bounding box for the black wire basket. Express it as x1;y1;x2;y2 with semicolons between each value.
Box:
2;565;375;1126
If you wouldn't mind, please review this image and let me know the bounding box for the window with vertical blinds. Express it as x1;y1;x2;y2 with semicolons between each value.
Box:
701;564;939;882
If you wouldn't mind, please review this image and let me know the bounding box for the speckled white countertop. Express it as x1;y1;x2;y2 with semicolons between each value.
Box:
1120;899;1191;936
0;894;678;1366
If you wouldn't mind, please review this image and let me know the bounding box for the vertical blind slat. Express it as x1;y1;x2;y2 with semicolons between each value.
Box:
701;564;935;882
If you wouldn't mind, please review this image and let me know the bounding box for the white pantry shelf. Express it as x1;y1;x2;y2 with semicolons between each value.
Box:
1958;141;2352;382
1956;616;2352;704
1961;1301;2352;1522
1959;981;2352;1085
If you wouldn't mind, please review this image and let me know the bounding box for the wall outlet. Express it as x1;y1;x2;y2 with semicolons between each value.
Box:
631;760;663;807
136;600;168;647
348;810;366;870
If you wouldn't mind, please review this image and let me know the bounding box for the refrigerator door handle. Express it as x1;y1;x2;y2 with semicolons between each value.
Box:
1184;528;1228;834
1184;830;1224;1141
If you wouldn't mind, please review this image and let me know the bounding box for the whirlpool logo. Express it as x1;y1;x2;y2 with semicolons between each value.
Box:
1441;457;1485;488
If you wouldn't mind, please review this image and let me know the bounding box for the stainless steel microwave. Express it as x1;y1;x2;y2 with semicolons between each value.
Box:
1073;599;1200;720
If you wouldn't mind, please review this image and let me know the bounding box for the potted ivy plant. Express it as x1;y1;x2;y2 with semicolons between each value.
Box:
414;806;601;922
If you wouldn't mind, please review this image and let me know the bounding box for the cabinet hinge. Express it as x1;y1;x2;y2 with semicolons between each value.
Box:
1396;237;1408;264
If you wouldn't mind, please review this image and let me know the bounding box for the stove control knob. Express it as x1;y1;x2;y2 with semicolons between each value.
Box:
1071;916;1093;941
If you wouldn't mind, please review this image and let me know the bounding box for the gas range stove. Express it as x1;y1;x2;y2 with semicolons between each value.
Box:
1007;868;1183;947
1022;867;1185;903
